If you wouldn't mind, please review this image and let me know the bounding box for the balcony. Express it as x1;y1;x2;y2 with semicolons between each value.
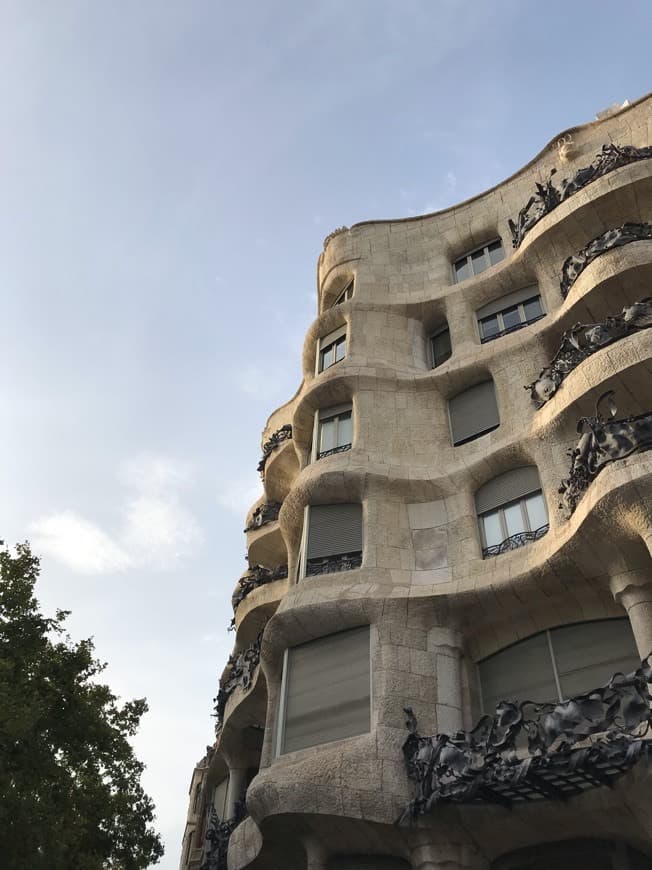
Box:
482;524;549;558
305;550;362;577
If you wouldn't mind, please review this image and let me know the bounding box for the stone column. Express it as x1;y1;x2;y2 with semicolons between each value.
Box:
427;626;464;734
226;768;247;819
408;830;488;870
610;568;652;658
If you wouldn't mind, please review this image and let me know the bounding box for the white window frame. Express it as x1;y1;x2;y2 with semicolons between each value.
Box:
478;294;544;343
478;490;548;553
453;238;504;283
316;325;347;374
312;404;353;462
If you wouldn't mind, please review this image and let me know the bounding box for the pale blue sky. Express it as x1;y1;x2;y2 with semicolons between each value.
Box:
1;2;651;866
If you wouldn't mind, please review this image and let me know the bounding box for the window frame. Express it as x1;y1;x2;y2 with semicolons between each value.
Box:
453;238;504;283
333;278;354;307
477;618;639;713
312;403;353;461
478;294;545;343
478;490;548;550
429;325;452;369
274;625;373;758
299;503;364;579
317;325;347;374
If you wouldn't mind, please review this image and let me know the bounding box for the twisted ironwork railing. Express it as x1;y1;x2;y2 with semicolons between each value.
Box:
482;524;548;558
317;443;352;460
244;502;281;532
400;655;652;819
199;801;248;870
213;632;263;734
305;551;362;576
257;424;292;477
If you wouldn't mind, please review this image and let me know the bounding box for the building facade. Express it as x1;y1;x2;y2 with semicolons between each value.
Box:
180;94;652;870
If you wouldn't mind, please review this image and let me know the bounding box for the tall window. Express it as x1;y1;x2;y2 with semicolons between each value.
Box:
316;404;353;460
478;619;639;715
477;285;545;343
453;239;504;283
448;380;499;446
475;466;548;557
276;626;371;755
212;777;229;820
334;278;354;306
318;326;347;373
303;504;362;576
430;325;452;368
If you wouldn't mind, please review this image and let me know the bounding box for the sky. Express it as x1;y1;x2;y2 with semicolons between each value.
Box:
1;1;651;866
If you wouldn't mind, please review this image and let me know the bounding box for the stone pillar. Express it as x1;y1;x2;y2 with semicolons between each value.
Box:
610;568;652;658
226;768;247;819
427;626;464;734
408;830;488;870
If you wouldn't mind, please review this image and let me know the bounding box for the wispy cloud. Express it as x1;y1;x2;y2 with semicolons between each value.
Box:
31;454;202;575
215;472;262;519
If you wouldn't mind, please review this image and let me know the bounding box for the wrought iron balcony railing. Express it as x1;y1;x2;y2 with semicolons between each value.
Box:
508;142;652;249
213;631;263;734
317;443;352;460
230;565;288;628
199;801;247;870
305;551;362;576
559;391;652;516
244;502;281;532
257;424;292;478
482;524;549;558
527;299;652;406
400;655;652;820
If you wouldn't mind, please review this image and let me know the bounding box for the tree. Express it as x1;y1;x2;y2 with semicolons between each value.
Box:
0;541;164;870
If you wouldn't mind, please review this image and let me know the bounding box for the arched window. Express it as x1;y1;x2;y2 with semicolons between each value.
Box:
478;618;639;715
475;466;548;557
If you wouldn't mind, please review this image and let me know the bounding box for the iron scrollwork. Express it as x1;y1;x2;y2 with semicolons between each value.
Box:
560;222;652;298
257;424;292;478
199;801;248;870
508;143;652;249
526;298;652;406
559;391;652;516
305;551;362;576
400;655;652;820
230;564;288;626
213;632;263;734
317;443;352;460
482;524;549;558
244;502;281;532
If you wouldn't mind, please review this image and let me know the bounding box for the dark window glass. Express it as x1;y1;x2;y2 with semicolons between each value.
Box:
454;258;471;282
471;248;486;275
479;315;500;339
523;296;544;321
501;305;521;331
488;240;505;265
321;345;334;369
431;328;452;368
335;336;346;362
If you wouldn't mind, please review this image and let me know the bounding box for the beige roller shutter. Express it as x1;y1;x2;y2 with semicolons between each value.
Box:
281;626;370;754
475;466;542;514
307;504;362;559
448;380;499;445
476;285;541;319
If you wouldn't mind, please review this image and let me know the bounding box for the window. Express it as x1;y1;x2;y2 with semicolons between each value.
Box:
429;326;452;368
453;239;504;282
448;380;499;445
315;404;353;460
318;325;347;373
212;777;228;820
276;626;370;755
477;285;545;342
192;782;201;814
334;278;354;306
478;619;639;715
304;503;362;576
475;466;548;557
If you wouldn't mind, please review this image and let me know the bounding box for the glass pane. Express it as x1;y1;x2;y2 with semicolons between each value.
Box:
553;619;640;700
503;501;526;537
454;258;470;282
524;492;548;531
471;248;487;275
479;315;499;339
335;337;346;362
523;296;543;321
432;329;452;367
479;632;557;713
321;344;334;369
337;412;352;447
501;305;522;331
488;240;505;265
481;511;503;547
319;419;336;454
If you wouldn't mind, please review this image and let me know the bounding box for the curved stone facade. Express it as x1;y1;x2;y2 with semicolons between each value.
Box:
180;95;652;870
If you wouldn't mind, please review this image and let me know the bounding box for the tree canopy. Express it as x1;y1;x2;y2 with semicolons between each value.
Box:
0;541;164;869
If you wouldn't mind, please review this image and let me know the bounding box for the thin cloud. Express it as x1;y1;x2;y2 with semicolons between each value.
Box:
215;473;262;519
30;454;203;575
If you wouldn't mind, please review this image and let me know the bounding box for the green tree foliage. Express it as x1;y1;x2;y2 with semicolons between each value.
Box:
0;541;164;869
